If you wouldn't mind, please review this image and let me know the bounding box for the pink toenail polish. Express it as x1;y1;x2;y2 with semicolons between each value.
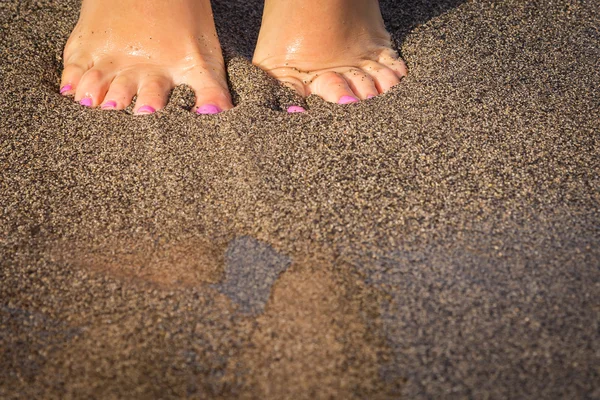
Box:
367;95;376;99
60;84;72;94
101;100;117;110
137;105;156;114
196;104;221;115
79;97;93;107
287;106;306;113
338;95;359;104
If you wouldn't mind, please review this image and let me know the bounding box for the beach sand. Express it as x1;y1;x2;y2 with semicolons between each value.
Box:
1;0;599;398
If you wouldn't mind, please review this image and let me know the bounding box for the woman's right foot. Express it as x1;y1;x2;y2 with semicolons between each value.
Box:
60;0;232;114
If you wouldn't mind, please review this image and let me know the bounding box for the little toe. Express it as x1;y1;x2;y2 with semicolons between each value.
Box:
342;68;378;100
365;62;401;94
379;52;408;79
101;73;138;110
60;54;91;95
310;71;359;104
74;68;113;107
134;75;173;114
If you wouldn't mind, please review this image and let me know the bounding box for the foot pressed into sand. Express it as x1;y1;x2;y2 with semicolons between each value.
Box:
60;0;232;114
253;0;407;104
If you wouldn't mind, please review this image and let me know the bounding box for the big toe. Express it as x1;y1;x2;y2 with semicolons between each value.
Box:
182;67;233;115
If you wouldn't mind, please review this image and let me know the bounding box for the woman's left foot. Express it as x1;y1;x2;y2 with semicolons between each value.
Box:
253;0;407;104
60;0;232;114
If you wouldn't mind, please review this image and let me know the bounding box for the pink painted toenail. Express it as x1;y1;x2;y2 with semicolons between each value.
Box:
101;100;117;110
196;104;221;115
287;106;306;113
137;105;156;114
367;95;376;99
338;95;359;104
60;84;72;94
79;97;93;107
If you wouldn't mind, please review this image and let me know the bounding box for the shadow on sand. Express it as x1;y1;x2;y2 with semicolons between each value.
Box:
212;0;466;59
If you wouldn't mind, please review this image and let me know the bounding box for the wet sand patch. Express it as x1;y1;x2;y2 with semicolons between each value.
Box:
51;237;226;288
224;256;401;399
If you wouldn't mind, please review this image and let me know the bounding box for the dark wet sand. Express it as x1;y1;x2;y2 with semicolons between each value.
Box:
1;0;599;398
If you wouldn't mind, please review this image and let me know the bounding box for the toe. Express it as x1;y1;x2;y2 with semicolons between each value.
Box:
379;52;408;79
183;68;233;114
310;71;359;104
101;73;137;110
342;68;378;100
60;54;91;96
194;88;232;114
134;75;173;114
276;73;308;97
364;62;401;94
74;67;113;107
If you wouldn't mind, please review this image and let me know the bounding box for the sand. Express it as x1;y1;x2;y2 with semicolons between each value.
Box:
1;0;599;398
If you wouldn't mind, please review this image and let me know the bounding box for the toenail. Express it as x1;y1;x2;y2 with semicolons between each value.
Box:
367;95;376;99
137;105;156;114
60;84;72;94
196;104;221;115
287;106;306;113
101;100;117;110
79;97;93;107
338;95;359;104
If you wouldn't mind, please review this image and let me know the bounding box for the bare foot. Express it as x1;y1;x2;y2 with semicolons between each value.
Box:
60;0;232;114
253;0;407;106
